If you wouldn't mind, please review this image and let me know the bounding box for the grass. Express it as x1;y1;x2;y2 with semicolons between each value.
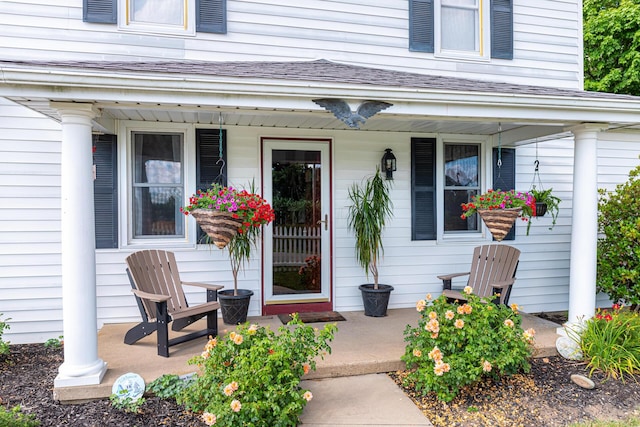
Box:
568;412;640;427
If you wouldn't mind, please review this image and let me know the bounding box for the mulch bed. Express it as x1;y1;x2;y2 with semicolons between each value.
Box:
2;332;640;426
0;344;204;426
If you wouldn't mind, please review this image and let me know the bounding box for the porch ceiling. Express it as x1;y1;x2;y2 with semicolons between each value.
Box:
6;96;575;145
3;59;640;145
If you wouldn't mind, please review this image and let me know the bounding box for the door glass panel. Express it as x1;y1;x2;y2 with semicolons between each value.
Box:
271;150;322;295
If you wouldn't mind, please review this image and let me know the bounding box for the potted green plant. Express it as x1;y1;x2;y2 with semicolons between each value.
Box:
530;187;561;231
347;167;394;317
182;183;275;324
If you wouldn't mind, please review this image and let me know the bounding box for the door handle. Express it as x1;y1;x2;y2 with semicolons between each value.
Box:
317;214;328;231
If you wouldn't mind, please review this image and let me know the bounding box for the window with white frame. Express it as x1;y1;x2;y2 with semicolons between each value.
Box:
436;0;489;58
410;0;512;59
84;0;227;35
131;132;185;239
119;0;196;35
443;143;480;233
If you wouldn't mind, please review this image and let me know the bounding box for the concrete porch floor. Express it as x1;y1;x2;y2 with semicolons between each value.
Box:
53;308;562;403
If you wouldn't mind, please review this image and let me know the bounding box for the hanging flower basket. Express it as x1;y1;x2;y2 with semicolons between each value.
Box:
477;207;522;242
190;209;243;249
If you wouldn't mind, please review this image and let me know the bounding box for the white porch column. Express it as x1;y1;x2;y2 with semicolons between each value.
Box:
567;124;603;325
53;102;107;387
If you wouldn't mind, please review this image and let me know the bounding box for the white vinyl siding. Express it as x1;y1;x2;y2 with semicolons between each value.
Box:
0;0;581;88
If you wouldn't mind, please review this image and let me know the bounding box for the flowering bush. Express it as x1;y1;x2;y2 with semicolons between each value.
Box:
181;183;275;234
179;316;337;427
402;289;535;402
461;189;535;220
573;304;640;380
298;255;321;291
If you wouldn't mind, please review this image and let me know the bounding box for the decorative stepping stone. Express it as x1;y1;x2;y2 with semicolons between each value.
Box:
571;374;595;390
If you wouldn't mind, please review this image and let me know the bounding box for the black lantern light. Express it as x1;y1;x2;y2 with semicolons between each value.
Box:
381;148;396;180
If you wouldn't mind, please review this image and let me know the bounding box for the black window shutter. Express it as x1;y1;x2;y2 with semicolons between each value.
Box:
196;0;227;34
409;0;434;53
493;147;516;240
83;0;117;24
412;138;437;240
196;128;227;241
94;134;118;249
491;0;513;59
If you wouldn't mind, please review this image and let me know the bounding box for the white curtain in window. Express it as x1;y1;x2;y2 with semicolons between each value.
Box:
132;0;183;25
441;0;479;52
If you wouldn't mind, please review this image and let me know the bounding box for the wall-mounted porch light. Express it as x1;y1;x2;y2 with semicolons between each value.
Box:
381;148;396;180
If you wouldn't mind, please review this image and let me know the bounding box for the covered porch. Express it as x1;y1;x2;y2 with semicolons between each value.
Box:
2;59;640;390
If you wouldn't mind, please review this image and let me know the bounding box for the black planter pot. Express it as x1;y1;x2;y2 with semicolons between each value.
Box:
359;284;394;317
218;289;254;325
535;202;548;217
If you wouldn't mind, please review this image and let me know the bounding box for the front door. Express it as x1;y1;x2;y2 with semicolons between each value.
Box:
262;138;332;315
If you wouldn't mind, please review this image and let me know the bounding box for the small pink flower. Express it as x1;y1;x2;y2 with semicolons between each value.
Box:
428;311;438;320
413;348;422;358
426;293;433;301
303;391;313;402
202;412;217;426
230;399;242;412
233;334;244;345
428;346;443;362
504;319;514;328
463;286;473;295
445;310;455;320
416;300;427;312
483;360;492;372
454;319;465;329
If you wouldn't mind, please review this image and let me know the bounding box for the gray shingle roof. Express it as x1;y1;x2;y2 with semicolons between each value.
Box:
1;59;638;101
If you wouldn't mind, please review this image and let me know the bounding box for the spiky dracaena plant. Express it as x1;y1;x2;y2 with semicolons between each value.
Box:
347;167;393;289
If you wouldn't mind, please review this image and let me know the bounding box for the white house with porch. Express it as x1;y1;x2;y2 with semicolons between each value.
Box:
1;0;640;388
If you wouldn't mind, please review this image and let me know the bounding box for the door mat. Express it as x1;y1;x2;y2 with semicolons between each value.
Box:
278;311;346;324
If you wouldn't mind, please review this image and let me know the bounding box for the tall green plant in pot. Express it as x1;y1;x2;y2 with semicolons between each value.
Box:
347;167;394;317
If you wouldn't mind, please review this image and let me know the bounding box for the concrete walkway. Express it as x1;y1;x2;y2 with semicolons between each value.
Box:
53;308;562;426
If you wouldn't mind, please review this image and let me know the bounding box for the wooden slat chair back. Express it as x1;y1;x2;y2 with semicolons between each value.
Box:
438;244;520;305
125;249;223;357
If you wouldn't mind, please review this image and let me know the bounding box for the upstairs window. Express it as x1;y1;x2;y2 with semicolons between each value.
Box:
123;0;194;35
437;0;487;58
409;0;513;60
83;0;227;34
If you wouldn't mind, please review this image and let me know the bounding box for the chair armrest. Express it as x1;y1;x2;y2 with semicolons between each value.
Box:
181;281;224;291
491;279;515;290
132;289;170;303
437;272;470;281
437;272;470;290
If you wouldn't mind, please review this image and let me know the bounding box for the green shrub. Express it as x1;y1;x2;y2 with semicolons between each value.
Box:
147;374;192;400
0;314;10;356
573;304;640;380
44;336;63;349
179;315;337;427
109;390;145;413
402;289;535;402
0;405;40;427
597;163;640;307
